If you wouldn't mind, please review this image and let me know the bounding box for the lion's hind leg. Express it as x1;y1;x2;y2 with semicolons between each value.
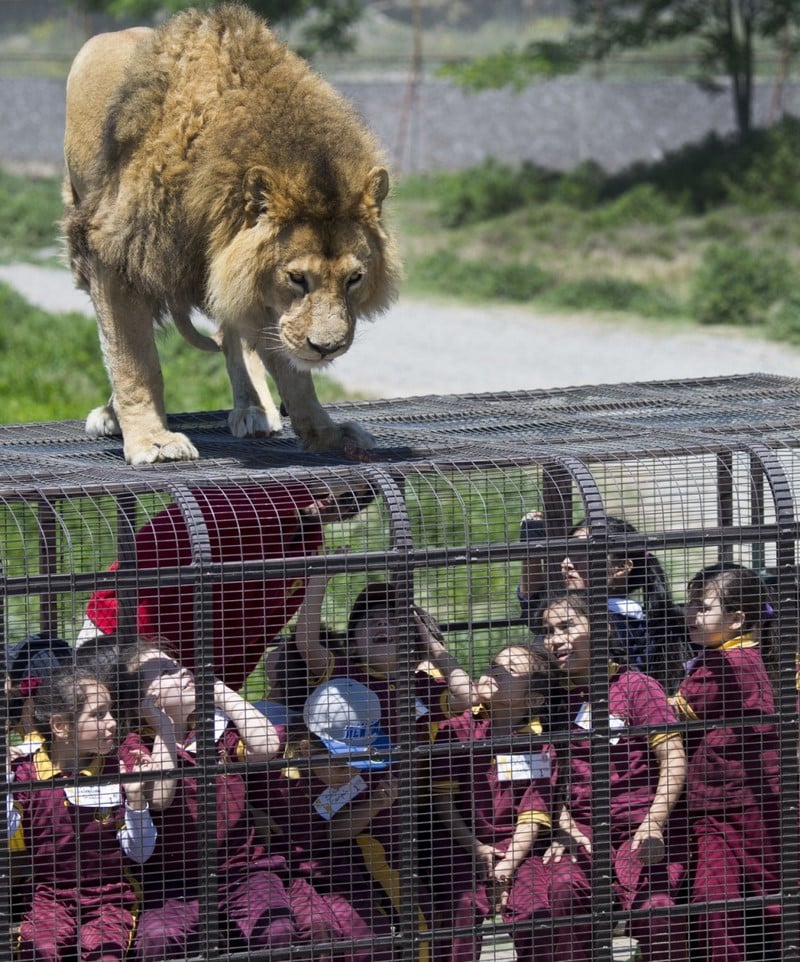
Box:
89;266;199;464
222;332;283;439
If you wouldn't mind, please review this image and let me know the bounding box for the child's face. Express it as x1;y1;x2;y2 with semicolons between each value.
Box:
311;754;359;788
541;601;592;685
560;527;632;592
477;646;545;713
61;682;117;757
685;585;743;648
353;608;404;675
139;652;196;717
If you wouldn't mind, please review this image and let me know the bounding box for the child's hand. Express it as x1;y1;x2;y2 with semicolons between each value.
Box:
490;858;515;912
473;840;502;880
139;694;172;731
543;840;574;865
123;751;153;811
631;822;665;864
372;775;399;811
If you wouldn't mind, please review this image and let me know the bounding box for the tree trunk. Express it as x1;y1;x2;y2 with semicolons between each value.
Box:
727;0;753;142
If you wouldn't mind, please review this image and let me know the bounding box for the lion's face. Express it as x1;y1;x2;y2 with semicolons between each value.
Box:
206;206;395;372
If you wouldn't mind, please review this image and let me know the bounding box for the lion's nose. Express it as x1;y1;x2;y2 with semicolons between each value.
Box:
306;337;343;359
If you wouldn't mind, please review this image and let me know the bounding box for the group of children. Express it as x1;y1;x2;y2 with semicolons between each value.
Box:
3;504;786;962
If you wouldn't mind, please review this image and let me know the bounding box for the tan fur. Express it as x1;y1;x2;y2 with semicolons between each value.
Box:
63;3;400;464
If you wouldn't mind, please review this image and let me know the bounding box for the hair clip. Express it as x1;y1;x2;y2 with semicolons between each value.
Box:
19;676;42;698
764;602;775;619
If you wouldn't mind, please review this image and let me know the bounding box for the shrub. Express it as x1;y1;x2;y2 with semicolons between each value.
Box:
553;160;606;209
588;184;684;229
690;243;793;326
434;158;557;228
767;293;800;345
0;169;62;257
409;249;549;301
543;275;682;318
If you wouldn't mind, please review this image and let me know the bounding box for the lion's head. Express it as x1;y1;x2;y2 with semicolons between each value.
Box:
205;163;399;372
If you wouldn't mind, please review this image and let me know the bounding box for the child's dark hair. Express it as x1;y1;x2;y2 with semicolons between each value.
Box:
506;641;568;734
32;665;109;746
270;629;345;715
687;562;775;648
347;582;441;662
6;633;72;729
572;515;687;690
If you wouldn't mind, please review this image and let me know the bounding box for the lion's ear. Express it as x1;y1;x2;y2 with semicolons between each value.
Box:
365;166;390;213
243;166;273;225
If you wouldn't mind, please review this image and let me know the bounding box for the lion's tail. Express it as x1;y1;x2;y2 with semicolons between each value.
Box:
173;311;221;353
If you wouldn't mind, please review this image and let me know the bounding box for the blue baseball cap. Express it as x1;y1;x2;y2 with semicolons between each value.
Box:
303;677;394;771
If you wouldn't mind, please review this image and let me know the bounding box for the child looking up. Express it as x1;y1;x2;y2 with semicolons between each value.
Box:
674;563;780;962
293;578;477;744
121;640;294;962
8;664;156;962
535;589;688;962
429;643;562;962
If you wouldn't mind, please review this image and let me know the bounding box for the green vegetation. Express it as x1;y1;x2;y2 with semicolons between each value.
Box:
393;117;800;341
0;168;62;259
0;281;353;424
4;113;800;428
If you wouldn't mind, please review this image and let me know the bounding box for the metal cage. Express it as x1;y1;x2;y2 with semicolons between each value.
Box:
1;374;798;962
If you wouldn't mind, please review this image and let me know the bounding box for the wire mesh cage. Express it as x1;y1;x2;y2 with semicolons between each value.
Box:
1;374;798;962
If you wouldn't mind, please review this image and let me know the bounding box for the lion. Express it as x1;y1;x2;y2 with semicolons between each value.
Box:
62;3;401;464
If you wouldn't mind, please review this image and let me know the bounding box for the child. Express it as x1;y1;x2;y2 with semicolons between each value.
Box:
293;577;477;744
268;677;417;962
77;483;373;691
673;563;780;962
8;663;156;962
534;588;688;962
429;643;562;962
519;512;687;690
120;640;295;961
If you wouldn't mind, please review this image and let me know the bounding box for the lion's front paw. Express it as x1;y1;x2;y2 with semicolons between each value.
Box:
301;418;375;453
85;404;121;437
124;430;200;465
228;405;282;438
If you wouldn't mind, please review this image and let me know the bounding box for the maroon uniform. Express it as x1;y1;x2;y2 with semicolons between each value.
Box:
529;667;688;962
12;749;140;962
431;706;557;962
265;732;415;962
120;717;294;961
673;635;780;962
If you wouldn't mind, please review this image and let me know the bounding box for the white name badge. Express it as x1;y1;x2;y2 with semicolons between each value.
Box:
574;703;626;745
415;697;430;718
495;751;551;782
314;774;367;821
63;782;122;809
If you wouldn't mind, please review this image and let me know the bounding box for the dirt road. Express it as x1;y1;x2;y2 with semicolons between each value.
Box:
3;261;799;397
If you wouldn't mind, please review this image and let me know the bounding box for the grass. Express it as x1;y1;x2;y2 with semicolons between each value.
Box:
0;281;354;425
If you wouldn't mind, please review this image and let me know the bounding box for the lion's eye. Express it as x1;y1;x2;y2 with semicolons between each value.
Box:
288;271;308;293
346;270;364;289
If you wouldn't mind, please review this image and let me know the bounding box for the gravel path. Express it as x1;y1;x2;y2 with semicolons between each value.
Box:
3;261;800;397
